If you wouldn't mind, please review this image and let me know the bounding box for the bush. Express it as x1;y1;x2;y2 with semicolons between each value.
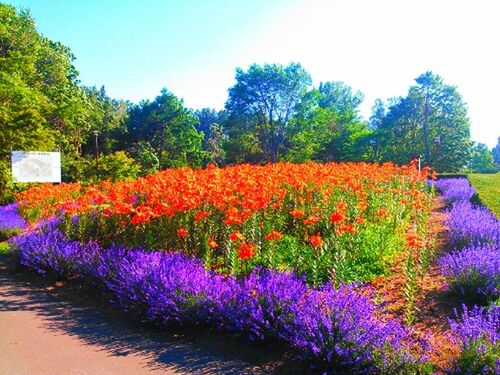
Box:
446;201;500;249
448;305;499;375
439;245;499;304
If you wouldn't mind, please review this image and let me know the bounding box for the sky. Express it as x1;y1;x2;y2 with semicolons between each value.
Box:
6;0;500;147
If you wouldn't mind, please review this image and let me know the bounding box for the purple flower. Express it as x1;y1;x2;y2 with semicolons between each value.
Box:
439;245;499;304
0;203;26;231
428;178;475;204
446;201;500;249
448;305;499;374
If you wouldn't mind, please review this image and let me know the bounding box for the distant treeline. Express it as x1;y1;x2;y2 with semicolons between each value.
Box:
1;4;499;202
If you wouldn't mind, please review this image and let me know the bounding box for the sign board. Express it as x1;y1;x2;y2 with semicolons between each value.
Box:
11;151;61;183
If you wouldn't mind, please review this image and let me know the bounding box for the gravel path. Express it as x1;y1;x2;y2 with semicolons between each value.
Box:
0;257;276;375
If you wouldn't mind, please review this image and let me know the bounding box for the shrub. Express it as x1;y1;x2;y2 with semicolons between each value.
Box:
446;201;500;249
448;305;499;375
0;203;26;240
428;178;475;204
439;245;499;304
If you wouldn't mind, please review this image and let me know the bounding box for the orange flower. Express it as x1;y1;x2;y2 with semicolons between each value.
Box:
308;233;322;248
355;217;366;225
177;228;188;238
194;210;211;222
377;208;389;218
303;216;321;225
406;233;424;248
229;230;245;242
336;223;356;235
290;209;304;218
237;242;255;260
329;211;344;223
265;230;283;241
207;237;218;248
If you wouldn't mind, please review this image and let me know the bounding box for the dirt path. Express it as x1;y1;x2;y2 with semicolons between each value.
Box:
0;256;290;375
370;197;460;372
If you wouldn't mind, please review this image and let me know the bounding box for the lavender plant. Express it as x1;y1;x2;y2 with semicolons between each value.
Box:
0;203;26;240
429;178;475;204
446;201;500;249
439;245;499;304
448;305;499;375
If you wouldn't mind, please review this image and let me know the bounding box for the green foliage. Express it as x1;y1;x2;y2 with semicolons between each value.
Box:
132;141;160;175
468;173;500;218
468;142;496;173
0;241;10;255
0;159;28;204
62;151;140;184
225;62;312;162
96;151;140;182
376;71;472;172
126;89;205;169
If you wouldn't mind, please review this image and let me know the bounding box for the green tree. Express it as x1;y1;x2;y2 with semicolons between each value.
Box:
492;136;500;166
314;81;369;162
377;72;471;172
82;86;128;156
469;142;496;173
225;62;312;162
126;89;204;169
0;4;98;200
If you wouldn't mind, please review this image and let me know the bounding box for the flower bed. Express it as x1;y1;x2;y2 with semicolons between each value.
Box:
2;162;438;372
433;177;499;373
16;162;432;285
9;220;428;373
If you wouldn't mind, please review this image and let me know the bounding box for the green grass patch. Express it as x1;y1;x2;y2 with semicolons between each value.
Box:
468;173;500;218
0;241;11;255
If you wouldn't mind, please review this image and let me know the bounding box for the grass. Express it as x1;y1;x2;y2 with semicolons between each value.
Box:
468;173;500;218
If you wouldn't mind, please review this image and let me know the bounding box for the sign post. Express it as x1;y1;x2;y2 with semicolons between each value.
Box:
11;151;61;183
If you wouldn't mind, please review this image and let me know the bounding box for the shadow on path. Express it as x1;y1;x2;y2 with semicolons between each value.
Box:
0;256;303;374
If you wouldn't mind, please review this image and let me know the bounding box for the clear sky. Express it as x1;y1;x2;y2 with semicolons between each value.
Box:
6;0;500;147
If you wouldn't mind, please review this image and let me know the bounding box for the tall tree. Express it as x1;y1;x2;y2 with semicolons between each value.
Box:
492;136;500;166
126;89;204;169
377;72;471;172
469;142;496;173
225;62;312;162
0;4;97;200
314;81;369;162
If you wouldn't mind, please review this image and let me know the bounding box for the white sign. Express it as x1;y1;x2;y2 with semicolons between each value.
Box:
11;151;61;183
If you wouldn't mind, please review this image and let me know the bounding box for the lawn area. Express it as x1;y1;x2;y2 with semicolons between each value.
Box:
468;173;500;217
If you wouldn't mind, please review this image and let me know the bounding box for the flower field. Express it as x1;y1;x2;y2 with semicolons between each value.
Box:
2;163;499;373
16;161;433;285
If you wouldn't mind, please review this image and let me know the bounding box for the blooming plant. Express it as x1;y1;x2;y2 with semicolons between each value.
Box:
439;245;499;304
448;305;499;375
428;178;475;204
446;201;500;249
16;161;432;284
9;222;431;373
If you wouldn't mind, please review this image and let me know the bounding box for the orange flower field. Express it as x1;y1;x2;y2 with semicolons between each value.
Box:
17;161;433;284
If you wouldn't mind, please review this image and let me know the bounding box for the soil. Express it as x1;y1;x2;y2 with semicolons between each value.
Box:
369;197;461;373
